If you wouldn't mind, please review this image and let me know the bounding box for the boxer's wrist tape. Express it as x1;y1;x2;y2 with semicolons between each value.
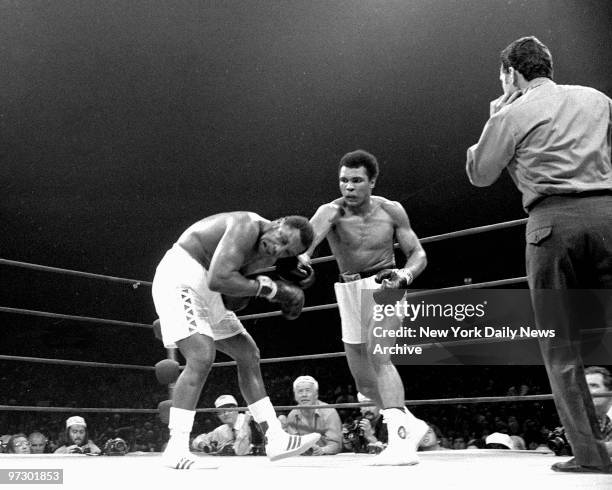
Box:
255;276;278;299
397;268;414;285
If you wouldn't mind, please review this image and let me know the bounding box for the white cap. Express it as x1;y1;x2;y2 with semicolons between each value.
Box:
357;392;371;403
485;432;513;449
292;375;319;391
214;395;238;408
66;416;86;428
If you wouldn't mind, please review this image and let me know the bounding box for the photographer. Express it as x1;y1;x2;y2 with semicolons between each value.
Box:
191;395;259;456
54;416;101;455
344;393;439;453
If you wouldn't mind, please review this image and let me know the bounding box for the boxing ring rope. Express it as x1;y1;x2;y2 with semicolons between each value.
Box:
3;215;594;429
0;258;150;288
0;218;527;286
3;393;611;415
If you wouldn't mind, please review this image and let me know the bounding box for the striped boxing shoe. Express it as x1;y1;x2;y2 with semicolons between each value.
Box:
265;431;321;461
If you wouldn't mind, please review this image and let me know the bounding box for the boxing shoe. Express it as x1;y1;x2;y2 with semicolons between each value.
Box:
369;409;429;466
161;450;218;470
265;430;321;461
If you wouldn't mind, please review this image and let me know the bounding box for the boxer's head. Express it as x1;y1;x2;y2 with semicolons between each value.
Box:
65;416;88;447
338;150;378;207
293;375;319;406
500;36;553;83
260;216;313;258
585;366;612;416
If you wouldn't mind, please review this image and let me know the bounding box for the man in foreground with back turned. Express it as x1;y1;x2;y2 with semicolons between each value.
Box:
466;36;612;473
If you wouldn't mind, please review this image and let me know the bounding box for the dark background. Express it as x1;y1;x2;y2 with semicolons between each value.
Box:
2;1;611;368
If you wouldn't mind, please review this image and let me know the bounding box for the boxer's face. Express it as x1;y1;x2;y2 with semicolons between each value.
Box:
586;373;612;413
339;166;375;207
259;222;304;258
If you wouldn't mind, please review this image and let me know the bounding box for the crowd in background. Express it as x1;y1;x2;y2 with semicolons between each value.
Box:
0;360;570;454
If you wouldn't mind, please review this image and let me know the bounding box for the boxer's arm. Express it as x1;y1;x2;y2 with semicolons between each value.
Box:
387;201;427;281
466;111;517;187
208;216;261;296
303;202;344;257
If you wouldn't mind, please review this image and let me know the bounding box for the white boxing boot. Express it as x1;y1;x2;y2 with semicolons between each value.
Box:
265;430;321;461
369;408;429;466
248;396;321;461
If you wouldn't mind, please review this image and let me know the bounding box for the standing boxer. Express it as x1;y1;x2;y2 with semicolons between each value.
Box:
466;36;612;473
303;150;429;465
152;212;320;469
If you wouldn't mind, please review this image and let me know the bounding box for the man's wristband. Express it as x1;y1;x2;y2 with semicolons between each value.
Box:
397;268;414;285
255;276;277;299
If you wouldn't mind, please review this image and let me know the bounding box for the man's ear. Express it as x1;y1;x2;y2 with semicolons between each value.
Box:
369;178;376;189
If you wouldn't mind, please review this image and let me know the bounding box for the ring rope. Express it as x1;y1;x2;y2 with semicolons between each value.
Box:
0;218;527;285
239;276;528;321
0;351;346;371
0;258;150;288
0;306;153;330
3;392;611;415
0;276;530;325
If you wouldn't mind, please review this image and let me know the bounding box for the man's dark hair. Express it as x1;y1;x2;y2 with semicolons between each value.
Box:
585;366;612;390
281;216;314;252
338;149;379;181
500;36;553;81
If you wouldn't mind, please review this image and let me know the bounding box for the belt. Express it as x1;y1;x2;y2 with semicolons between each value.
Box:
528;189;612;212
338;268;387;283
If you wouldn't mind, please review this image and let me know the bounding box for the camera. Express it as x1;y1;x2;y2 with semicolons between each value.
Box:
103;438;129;456
547;427;573;456
343;419;368;453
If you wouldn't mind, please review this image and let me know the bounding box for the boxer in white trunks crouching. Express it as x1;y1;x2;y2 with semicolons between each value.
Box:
152;212;320;469
303;150;429;466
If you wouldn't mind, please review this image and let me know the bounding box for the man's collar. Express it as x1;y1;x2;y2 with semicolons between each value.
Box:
523;77;553;94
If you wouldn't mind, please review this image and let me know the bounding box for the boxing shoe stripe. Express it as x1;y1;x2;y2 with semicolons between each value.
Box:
176;457;194;470
286;435;301;451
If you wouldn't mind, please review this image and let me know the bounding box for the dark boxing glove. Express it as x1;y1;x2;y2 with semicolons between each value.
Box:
222;295;251;312
373;268;413;306
375;268;414;289
256;276;305;320
275;255;315;289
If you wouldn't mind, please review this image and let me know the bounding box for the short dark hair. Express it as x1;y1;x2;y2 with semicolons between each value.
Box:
280;215;314;252
338;149;379;180
500;36;553;81
585;366;612;390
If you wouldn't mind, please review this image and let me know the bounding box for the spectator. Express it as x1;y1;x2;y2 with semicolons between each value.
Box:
6;433;31;454
343;393;439;453
287;376;342;455
585;366;612;456
54;416;101;454
28;432;49;454
485;432;514;450
0;435;11;453
191;395;258;456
